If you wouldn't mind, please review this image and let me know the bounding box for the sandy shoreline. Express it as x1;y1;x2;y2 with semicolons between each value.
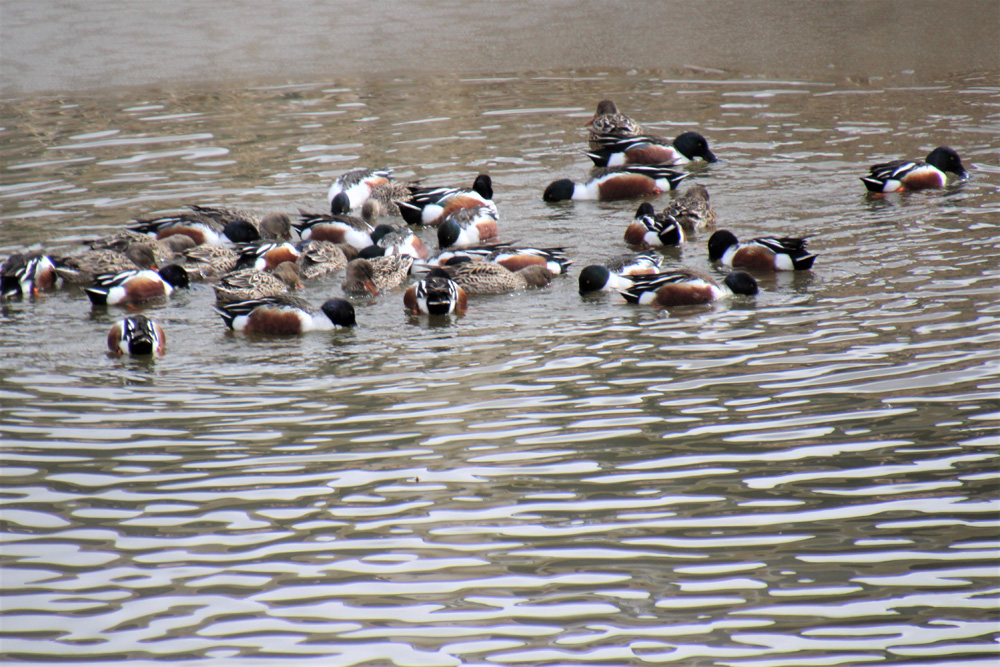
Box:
3;0;998;97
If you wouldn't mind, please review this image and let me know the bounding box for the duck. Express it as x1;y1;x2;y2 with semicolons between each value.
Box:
296;240;358;279
87;230;197;264
371;223;430;260
585;99;642;150
543;166;689;202
107;315;166;356
623;202;686;247
422;245;573;276
585;132;718;168
327;168;394;212
861;146;968;193
212;262;303;305
215;295;356;334
620;269;759;307
128;207;261;245
53;245;159;284
708;230;816;271
234;242;301;272
181;244;241;281
403;268;468;315
342;255;413;296
1;252;59;299
294;199;378;250
444;260;554;295
664;184;717;233
437;206;500;250
578;252;662;293
368;179;411;216
185;205;294;241
84;264;190;306
398;174;496;226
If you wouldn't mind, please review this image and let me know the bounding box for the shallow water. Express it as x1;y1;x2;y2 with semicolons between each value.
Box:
1;68;999;665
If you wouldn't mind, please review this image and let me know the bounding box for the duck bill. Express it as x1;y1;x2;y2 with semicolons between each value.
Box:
363;280;379;297
703;149;719;163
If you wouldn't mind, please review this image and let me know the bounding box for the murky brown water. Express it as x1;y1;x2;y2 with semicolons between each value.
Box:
2;8;1000;665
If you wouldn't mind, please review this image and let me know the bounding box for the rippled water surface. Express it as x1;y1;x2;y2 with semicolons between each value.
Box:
2;69;999;665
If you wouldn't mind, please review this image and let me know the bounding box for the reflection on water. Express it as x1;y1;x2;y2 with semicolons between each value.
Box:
1;68;999;665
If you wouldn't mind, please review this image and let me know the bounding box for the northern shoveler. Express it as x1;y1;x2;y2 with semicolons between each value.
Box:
371;223;430;260
294;201;377;251
181;244;240;281
664;184;717;234
398;174;496;226
84;264;190;306
623;202;686;247
708;230;816;271
422;244;573;276
586;99;642;150
403;267;468;315
186;205;294;241
212;262;303;305
437;206;500;250
54;245;158;284
620;269;758;307
127;206;267;245
543;166;689;202
578;252;662;293
108;315;166;356
444;260;554;295
861;146;968;193
327;168;394;212
342;255;414;296
368;179;411;216
1;253;59;299
215;295;356;334
296;240;357;279
585;131;718;168
87;230;197;264
235;242;301;272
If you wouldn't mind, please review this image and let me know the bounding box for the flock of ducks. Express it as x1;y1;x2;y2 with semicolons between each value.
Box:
1;100;970;356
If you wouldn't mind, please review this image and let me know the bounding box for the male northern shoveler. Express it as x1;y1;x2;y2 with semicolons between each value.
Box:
186;205;294;241
623;202;686;247
1;253;59;299
295;201;377;251
398;174;496;226
215;295;356;334
128;207;248;245
585;132;718;168
212;262;303;306
578;252;662;293
586;99;642;150
422;244;572;276
620;269;758;307
444;260;554;295
437;206;500;250
371;224;430;260
403;268;468;315
543;166;689;202
861;146;968;193
296;240;357;279
54;245;158;284
234;242;301;272
708;230;816;271
108;315;166;356
664;184;717;234
84;265;189;306
342;255;414;296
327;168;394;212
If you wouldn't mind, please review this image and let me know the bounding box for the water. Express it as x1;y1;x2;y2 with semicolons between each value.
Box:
2;67;999;665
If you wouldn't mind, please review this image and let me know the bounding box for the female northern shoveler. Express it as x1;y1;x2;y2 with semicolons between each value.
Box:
543;166;689;202
623;202;686;247
664;184;717;234
84;264;189;306
586;99;642;150
235;242;301;272
368;179;411;216
371;223;430;260
578;252;662;293
215;295;356;334
1;253;58;299
708;230;816;271
861;146;968;193
403;268;468;315
585;132;718;168
327;168;394;212
108;315;166;356
620;269;758;307
342;255;414;296
444;260;554;295
437;206;500;250
294;201;378;251
88;230;197;265
182;244;240;281
54;245;158;284
295;240;357;279
398;174;496;226
212;262;303;306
